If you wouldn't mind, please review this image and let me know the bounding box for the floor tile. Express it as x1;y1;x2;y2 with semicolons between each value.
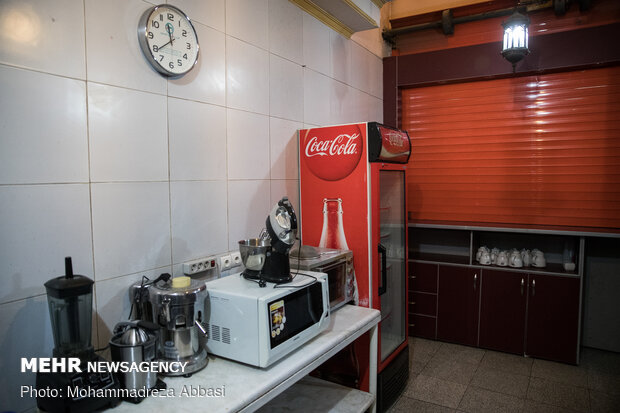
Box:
457;386;524;413
479;350;533;377
411;337;442;365
590;390;620;413
405;340;619;413
411;359;427;375
522;399;578;413
412;337;443;354
435;342;486;365
404;374;467;409
421;356;479;386
527;377;590;413
581;347;620;376
531;358;588;388
470;365;530;398
587;370;620;396
392;395;456;413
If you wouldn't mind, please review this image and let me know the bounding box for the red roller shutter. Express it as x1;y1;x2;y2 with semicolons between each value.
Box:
402;66;620;230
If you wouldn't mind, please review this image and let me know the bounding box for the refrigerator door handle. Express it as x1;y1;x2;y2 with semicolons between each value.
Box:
378;243;387;296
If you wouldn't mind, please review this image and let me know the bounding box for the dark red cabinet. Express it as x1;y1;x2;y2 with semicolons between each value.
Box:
409;262;437;339
409;259;581;364
437;266;480;347
526;274;580;364
479;270;580;364
479;269;527;355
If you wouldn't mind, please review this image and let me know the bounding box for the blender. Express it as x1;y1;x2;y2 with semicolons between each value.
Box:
36;257;120;413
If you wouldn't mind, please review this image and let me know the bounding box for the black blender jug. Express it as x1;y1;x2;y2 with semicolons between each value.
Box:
44;257;94;359
36;257;119;413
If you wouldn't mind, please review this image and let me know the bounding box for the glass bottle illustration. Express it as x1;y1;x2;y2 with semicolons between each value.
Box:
319;198;349;250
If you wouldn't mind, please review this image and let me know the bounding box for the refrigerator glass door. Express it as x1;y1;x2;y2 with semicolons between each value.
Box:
379;170;407;362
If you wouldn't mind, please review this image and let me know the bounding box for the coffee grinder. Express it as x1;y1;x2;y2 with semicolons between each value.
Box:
36;257;120;413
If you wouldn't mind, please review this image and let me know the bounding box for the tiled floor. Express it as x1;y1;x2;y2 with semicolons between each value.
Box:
389;337;620;413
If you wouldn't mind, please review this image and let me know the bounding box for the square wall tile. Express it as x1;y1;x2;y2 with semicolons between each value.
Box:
226;0;268;49
0;0;86;79
343;87;373;124
0;66;88;184
371;96;383;123
226;36;269;114
303;14;331;77
171;181;228;264
88;83;168;182
91;182;171;281
304;68;332;126
369;54;383;99
94;270;167;348
168;98;227;181
331;31;352;85
269;0;303;64
85;0;166;94
0;184;93;304
168;23;226;106
171;0;225;32
350;42;371;94
227;180;272;251
270;55;303;122
330;79;350;125
0;296;55;412
227;109;270;180
270;117;301;180
270;180;300;223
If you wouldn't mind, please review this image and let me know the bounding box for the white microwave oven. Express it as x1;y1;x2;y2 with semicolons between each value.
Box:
205;271;330;368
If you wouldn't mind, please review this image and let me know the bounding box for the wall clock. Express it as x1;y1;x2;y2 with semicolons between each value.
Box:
138;4;199;77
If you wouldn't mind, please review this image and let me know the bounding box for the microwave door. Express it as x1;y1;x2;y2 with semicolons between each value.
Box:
316;261;346;309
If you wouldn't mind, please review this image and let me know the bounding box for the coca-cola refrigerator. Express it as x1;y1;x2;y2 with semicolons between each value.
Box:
298;122;411;412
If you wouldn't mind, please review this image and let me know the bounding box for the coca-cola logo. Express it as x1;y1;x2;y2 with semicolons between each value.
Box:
302;125;363;181
385;132;405;148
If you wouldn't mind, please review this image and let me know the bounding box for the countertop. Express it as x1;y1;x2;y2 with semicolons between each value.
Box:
111;304;380;413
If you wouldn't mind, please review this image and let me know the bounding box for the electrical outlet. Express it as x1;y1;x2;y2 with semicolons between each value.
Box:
219;254;232;270
183;256;218;275
231;251;242;268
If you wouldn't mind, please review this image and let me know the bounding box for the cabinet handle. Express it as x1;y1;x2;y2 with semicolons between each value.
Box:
532;279;536;296
473;273;478;290
408;301;416;305
408;323;416;327
521;278;525;296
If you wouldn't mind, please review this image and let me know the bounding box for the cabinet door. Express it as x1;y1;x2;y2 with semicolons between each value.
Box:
410;262;437;293
409;262;438;339
479;269;527;355
437;266;480;346
526;274;580;364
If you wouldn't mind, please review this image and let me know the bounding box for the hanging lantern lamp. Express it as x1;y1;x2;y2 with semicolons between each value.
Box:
501;10;530;72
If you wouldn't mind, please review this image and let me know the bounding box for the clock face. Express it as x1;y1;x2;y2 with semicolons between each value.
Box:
138;5;199;77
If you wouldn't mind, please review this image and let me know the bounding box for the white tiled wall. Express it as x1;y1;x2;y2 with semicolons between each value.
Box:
0;0;384;410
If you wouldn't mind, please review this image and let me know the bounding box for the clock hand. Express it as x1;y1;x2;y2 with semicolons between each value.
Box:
157;39;172;50
166;23;174;46
156;24;175;50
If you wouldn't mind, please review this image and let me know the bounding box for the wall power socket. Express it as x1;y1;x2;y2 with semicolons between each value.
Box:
183;256;218;275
